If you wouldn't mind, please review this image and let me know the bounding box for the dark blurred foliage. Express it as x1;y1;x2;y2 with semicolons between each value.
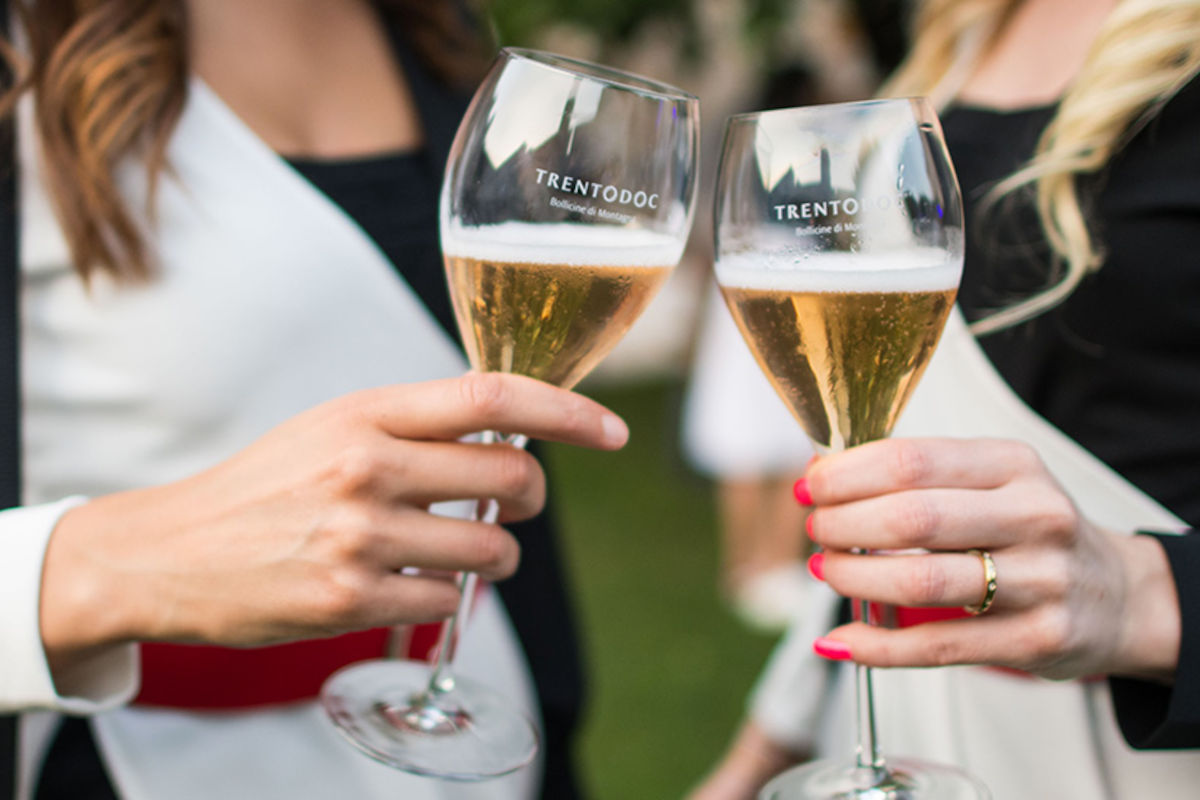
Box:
492;0;694;43
491;0;794;62
740;0;797;47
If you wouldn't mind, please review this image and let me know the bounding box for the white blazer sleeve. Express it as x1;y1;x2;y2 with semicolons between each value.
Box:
748;583;843;751
0;497;139;713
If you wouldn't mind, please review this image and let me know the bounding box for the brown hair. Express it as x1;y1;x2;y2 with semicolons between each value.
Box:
1;0;493;283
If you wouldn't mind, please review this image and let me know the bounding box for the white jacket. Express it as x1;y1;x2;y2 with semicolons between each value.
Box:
0;80;539;799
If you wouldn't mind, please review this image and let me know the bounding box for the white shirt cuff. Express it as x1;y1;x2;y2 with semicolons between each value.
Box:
0;497;139;713
749;584;843;751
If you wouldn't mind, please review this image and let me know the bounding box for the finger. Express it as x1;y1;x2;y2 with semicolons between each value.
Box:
358;373;629;449
339;439;547;522
819;549;1044;610
358;573;464;627
805;438;1044;505
815;614;1047;670
365;509;522;581
809;486;1028;551
283;572;464;636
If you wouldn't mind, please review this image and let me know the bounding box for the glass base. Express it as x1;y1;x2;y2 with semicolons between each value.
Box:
760;758;991;800
320;659;538;781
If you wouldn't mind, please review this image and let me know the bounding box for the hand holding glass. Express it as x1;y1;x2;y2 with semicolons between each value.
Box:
713;99;989;799
321;47;698;780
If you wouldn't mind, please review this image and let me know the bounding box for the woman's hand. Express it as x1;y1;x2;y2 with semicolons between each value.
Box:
39;373;628;673
801;438;1181;682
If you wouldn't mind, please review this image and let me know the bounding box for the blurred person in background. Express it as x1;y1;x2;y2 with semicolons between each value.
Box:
0;1;611;798
689;0;1200;797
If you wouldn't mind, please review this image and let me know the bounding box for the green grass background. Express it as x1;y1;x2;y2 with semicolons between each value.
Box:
542;378;782;799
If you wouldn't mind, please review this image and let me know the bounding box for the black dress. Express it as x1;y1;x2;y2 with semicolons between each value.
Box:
941;75;1200;749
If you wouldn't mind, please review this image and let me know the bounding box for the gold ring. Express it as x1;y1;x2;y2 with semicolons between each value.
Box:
964;549;997;615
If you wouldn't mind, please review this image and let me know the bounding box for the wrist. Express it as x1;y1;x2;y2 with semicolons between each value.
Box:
1112;532;1180;683
40;490;158;673
727;721;805;782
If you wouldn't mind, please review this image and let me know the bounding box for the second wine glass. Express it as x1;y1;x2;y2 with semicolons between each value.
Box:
321;47;698;781
713;98;989;799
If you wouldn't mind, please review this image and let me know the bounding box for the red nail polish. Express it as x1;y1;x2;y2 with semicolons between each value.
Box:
807;552;825;581
793;478;813;506
805;514;816;539
813;636;852;661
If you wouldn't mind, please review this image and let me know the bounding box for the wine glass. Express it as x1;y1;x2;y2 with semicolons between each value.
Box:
321;47;698;780
712;99;989;799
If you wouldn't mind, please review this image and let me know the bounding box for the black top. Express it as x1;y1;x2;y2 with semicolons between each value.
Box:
948;81;1200;529
286;151;455;339
941;78;1200;749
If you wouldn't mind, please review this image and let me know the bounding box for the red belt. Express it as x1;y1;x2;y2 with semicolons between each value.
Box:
133;622;444;710
893;604;969;627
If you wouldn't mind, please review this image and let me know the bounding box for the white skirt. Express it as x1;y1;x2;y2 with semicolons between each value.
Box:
24;588;542;800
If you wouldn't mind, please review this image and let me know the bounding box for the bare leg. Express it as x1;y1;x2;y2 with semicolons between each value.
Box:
717;476;813;630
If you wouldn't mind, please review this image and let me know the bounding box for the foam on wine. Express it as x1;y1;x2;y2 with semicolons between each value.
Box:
443;221;683;269
715;250;961;293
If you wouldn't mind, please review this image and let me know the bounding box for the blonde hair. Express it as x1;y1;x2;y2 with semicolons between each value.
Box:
884;0;1200;334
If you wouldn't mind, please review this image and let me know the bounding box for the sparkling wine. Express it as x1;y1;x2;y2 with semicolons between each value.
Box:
718;253;958;450
444;224;679;389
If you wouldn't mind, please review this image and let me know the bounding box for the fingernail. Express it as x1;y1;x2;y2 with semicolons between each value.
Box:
807;552;825;581
813;636;852;661
793;478;813;506
805;514;816;540
601;414;629;447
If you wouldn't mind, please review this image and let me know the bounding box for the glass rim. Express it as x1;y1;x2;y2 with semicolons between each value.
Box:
499;47;698;103
725;96;932;125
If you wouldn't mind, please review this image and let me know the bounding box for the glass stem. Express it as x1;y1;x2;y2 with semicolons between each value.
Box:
424;431;529;699
853;596;888;782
